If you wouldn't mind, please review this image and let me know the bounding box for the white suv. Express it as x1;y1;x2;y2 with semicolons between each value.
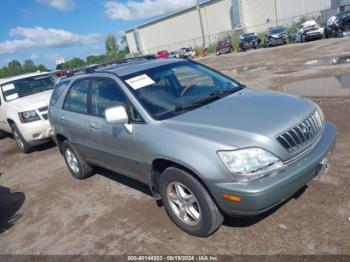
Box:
0;72;55;153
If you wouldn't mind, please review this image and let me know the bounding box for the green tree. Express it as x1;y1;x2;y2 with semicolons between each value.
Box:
62;57;85;70
37;64;48;72
23;59;37;73
105;33;118;55
7;60;23;76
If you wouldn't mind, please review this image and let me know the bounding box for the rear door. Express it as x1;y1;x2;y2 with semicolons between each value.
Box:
85;77;144;182
60;79;90;157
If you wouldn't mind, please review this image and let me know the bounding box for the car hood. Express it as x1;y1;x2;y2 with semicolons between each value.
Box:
8;90;52;111
163;88;315;160
270;33;286;38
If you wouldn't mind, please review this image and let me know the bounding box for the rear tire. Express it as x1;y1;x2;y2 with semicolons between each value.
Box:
159;167;223;237
11;124;33;154
62;140;94;179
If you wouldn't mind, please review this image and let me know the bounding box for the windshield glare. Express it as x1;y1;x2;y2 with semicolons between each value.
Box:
1;74;55;102
270;27;285;34
122;61;241;119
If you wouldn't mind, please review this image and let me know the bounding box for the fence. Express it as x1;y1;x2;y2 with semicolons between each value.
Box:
131;7;340;56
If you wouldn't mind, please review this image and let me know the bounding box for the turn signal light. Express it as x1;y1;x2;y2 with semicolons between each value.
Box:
222;194;241;202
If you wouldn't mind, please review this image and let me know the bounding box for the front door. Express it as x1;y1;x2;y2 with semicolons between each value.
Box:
85;78;144;182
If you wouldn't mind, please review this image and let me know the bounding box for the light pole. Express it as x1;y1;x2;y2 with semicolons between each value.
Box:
274;0;279;26
197;0;206;54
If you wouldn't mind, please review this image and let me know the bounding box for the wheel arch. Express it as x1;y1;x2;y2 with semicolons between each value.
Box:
151;157;216;204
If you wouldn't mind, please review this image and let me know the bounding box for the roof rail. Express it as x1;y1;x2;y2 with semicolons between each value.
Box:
65;55;157;77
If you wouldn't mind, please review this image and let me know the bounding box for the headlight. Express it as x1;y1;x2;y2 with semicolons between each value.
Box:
218;148;284;182
19;110;40;123
315;103;325;126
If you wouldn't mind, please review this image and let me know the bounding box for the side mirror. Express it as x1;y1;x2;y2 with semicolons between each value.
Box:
105;105;129;125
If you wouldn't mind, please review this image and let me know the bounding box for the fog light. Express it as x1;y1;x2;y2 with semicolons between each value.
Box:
222;194;241;202
32;133;41;138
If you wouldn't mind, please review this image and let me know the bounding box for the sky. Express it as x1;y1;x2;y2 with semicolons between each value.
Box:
0;0;199;69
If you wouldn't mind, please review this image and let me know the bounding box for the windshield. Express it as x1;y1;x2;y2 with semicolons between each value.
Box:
242;33;256;40
121;61;243;120
270;27;285;34
1;74;55;102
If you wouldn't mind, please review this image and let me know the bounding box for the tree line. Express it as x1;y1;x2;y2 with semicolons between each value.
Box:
0;33;129;78
0;59;48;79
57;33;129;70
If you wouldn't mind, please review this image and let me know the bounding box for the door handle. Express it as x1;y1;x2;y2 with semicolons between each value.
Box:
89;122;101;130
60;115;67;122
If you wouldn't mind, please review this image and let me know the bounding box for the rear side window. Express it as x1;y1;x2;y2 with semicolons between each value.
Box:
91;78;126;117
63;79;89;114
50;81;69;107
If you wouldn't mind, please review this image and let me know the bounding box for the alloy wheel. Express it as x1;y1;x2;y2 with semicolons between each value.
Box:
166;182;201;226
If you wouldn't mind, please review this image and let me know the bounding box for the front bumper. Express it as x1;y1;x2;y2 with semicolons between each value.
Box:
17;120;52;145
207;122;336;216
305;32;323;40
270;37;287;46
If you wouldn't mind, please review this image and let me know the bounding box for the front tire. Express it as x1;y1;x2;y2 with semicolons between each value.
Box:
0;130;6;139
11;124;32;153
159;167;223;237
61;140;94;179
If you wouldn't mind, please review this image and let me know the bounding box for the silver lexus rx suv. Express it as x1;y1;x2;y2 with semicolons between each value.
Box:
49;58;336;237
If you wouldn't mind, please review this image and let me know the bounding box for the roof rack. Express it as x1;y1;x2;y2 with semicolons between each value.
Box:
65;55;157;77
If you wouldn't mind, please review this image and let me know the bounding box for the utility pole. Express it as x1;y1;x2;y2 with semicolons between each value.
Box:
197;0;206;52
274;0;279;26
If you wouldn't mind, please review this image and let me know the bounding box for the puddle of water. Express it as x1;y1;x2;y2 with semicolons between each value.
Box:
305;56;350;66
234;66;268;74
281;74;350;98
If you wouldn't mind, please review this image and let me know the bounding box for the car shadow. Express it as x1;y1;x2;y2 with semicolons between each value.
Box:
34;140;56;152
96;167;153;197
96;167;308;229
223;186;307;227
0;185;25;234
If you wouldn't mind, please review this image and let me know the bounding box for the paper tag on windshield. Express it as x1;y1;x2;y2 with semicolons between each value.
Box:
125;74;155;90
2;83;15;92
6;93;19;101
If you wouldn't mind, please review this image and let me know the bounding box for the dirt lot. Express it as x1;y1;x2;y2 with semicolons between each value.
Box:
0;38;349;255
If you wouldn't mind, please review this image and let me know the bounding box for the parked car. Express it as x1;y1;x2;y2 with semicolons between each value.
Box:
169;51;179;58
296;20;324;42
324;11;350;38
0;72;55;153
239;33;261;52
49;58;336;237
264;26;288;47
178;48;194;59
216;37;233;55
156;50;169;59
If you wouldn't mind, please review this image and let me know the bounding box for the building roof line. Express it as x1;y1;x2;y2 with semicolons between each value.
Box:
125;0;221;33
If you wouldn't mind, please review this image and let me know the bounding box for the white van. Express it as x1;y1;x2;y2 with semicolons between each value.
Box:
0;72;55;153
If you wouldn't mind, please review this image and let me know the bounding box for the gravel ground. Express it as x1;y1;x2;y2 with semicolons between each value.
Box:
0;38;349;255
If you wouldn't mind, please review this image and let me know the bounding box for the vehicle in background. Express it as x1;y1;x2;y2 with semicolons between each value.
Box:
263;26;288;47
178;48;195;59
324;11;350;38
216;37;233;55
239;33;261;52
296;20;324;42
0;72;55;153
156;50;169;59
52;70;66;78
49;58;335;237
169;51;179;58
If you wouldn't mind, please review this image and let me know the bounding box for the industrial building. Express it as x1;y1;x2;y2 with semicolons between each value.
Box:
125;0;350;55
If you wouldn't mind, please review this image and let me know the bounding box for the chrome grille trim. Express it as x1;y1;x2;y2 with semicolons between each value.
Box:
277;111;323;152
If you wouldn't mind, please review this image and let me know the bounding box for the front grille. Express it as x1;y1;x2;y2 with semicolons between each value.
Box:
277;111;323;152
39;106;48;112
